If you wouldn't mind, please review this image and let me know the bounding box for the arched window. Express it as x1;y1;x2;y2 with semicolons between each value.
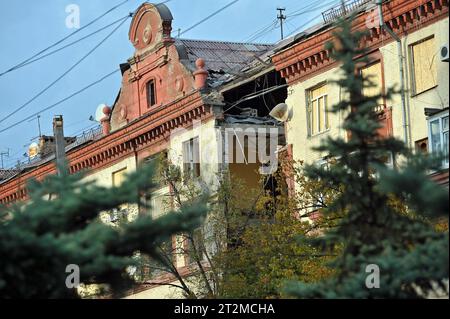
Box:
147;80;156;107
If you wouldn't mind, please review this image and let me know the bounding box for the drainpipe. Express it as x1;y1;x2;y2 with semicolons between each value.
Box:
377;0;410;146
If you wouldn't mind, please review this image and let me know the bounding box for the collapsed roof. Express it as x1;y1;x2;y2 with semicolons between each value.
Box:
175;38;274;88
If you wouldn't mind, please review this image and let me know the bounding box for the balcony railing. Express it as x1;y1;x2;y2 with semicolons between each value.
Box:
0;125;102;183
322;0;373;24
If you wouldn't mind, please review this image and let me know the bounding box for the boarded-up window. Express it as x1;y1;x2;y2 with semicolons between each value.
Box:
410;37;438;95
361;61;383;106
112;168;127;187
308;84;329;135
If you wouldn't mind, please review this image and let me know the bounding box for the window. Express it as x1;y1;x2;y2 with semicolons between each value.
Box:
428;112;449;168
147;79;156;107
143;152;170;219
361;61;384;108
410;37;438;95
308;84;329;135
111;168;128;223
148;186;170;219
112;168;127;187
182;137;200;178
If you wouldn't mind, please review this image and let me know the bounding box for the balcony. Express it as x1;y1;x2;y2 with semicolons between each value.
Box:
374;104;393;138
322;0;374;24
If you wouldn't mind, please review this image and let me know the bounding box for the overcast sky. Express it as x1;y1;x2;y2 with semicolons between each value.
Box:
0;0;338;168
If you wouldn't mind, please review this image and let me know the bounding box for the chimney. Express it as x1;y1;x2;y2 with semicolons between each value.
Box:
193;58;208;90
101;106;112;136
53;115;66;175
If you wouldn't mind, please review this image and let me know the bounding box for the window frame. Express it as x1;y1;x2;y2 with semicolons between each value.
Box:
146;79;157;108
428;110;449;169
409;36;438;96
182;137;201;179
307;83;329;137
359;60;385;110
112;167;127;187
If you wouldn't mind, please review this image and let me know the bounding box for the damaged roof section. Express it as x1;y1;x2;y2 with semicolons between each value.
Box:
175;39;274;88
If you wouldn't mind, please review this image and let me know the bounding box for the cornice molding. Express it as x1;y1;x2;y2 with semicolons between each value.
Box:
272;0;449;85
0;90;212;204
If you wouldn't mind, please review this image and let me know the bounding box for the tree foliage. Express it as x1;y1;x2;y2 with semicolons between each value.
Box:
217;160;337;299
0;163;206;298
285;16;449;299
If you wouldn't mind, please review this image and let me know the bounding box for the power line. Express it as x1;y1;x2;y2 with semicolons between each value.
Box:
0;69;120;134
178;0;240;37
242;0;339;43
0;0;131;78
245;19;278;43
6;14;131;74
0;16;130;126
284;12;324;38
287;0;339;18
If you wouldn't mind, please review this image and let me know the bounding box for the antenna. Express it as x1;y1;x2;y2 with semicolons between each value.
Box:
94;103;107;122
269;103;291;122
0;148;10;169
277;7;286;40
28;114;42;140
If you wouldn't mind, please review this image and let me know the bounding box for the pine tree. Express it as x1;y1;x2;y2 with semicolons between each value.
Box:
285;16;449;298
0;163;206;298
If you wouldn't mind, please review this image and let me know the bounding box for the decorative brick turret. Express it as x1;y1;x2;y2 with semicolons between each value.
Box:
101;106;111;136
193;58;208;90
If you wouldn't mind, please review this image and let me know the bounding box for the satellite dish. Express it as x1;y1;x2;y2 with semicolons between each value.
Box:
94;103;107;122
28;142;40;159
269;103;290;122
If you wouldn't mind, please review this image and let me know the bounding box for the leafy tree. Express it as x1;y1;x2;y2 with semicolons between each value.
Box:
130;156;220;299
285;16;449;298
217;159;337;299
131;154;338;299
0;163;206;298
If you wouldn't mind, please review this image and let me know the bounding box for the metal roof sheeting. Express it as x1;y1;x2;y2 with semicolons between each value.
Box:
176;38;274;86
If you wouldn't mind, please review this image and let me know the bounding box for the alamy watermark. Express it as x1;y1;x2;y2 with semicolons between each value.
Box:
65;4;80;29
365;264;380;289
168;120;283;175
65;264;80;288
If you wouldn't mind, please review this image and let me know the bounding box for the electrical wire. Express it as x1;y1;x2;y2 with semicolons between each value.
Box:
0;16;130;126
0;69;120;134
284;12;325;38
224;84;289;113
244;19;278;43
178;0;240;37
0;0;131;78
5;14;131;74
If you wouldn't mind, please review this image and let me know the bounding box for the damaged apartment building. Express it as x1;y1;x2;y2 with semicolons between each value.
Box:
0;0;448;298
0;2;289;298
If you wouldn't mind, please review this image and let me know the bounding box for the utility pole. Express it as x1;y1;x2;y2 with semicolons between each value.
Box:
53;115;66;175
0;148;9;169
277;7;286;40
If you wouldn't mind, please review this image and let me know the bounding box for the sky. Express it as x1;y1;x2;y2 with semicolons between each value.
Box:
0;0;339;168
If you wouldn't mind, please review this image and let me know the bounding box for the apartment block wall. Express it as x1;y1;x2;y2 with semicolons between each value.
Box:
284;17;449;165
381;17;449;147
